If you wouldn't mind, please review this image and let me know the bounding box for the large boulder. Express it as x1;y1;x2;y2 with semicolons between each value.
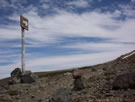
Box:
10;68;22;84
113;72;135;90
23;70;38;79
21;74;36;84
11;68;22;78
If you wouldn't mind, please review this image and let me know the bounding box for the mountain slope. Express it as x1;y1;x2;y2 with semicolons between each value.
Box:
0;50;135;102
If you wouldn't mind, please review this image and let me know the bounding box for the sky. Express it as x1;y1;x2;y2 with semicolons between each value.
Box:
0;0;135;79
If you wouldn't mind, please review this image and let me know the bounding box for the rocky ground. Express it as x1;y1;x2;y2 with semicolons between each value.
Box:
0;50;135;102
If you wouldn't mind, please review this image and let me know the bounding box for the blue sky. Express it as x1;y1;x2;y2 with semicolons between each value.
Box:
0;0;135;79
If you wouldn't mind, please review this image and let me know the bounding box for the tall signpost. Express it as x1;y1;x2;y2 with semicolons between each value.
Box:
20;15;28;74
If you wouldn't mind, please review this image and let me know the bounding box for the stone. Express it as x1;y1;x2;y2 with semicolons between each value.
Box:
11;68;22;78
1;95;12;101
73;78;84;91
113;72;135;90
73;70;82;79
23;70;32;75
9;68;37;84
31;73;39;79
49;88;72;102
10;68;22;84
21;74;35;83
64;72;72;76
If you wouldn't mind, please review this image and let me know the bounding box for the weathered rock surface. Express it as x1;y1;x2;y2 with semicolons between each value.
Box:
113;72;135;90
11;68;22;78
10;68;22;84
21;74;36;83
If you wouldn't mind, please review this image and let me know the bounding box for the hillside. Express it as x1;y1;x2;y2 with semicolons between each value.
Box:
0;50;135;102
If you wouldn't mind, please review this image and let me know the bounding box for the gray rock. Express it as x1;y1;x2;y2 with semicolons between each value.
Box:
73;78;84;91
64;72;72;76
49;88;72;102
11;68;22;78
23;70;32;75
31;73;39;79
9;68;37;84
10;68;22;84
113;72;135;90
21;74;35;83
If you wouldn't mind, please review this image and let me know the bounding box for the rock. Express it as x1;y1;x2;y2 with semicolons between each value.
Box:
11;68;22;78
31;73;39;79
9;68;37;84
10;68;22;84
23;70;32;75
49;88;72;102
73;70;82;79
64;72;72;76
73;78;84;91
113;72;135;90
0;95;12;101
72;70;84;91
21;74;36;83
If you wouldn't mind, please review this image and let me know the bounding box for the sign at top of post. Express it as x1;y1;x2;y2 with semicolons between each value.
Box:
20;15;28;30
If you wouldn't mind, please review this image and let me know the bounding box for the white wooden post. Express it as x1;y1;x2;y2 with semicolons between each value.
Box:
20;15;28;74
21;28;25;73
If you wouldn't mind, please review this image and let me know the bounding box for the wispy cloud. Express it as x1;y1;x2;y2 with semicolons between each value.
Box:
26;50;130;71
131;0;135;3
0;0;135;79
67;0;90;8
62;42;135;51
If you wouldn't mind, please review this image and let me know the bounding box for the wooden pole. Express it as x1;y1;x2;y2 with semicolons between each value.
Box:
21;28;25;73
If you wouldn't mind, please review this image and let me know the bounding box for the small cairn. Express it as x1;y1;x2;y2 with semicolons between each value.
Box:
9;68;38;84
72;69;84;91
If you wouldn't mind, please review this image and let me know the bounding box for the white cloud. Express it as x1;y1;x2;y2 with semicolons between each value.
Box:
0;0;9;8
131;0;135;3
4;8;135;43
62;42;135;51
0;3;135;78
67;0;90;8
41;3;49;9
25;49;133;72
119;4;135;17
113;10;121;17
24;10;134;43
0;0;27;9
